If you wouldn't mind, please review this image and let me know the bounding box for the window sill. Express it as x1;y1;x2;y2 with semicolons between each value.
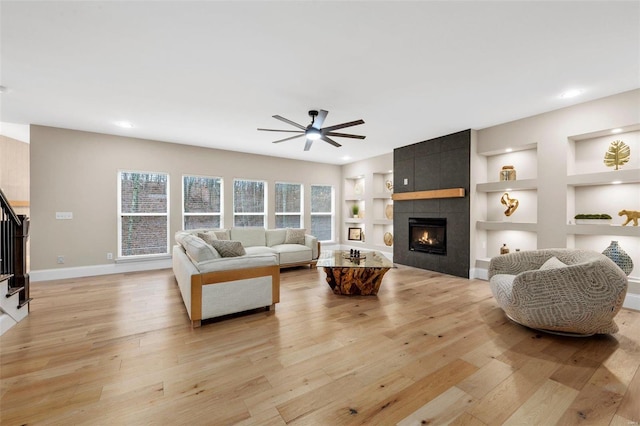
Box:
115;254;171;264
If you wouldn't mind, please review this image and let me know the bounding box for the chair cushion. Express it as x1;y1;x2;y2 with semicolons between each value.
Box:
539;256;566;271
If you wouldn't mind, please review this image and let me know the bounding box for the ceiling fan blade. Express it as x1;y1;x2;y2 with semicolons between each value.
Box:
325;132;366;139
304;139;313;151
272;134;305;144
312;110;328;129
321;119;365;132
272;115;306;130
321;135;342;148
257;128;304;133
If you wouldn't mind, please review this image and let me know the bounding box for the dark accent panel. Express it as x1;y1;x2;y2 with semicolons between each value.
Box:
440;149;469;189
393;158;415;193
393;130;471;278
394;144;415;161
414;153;441;191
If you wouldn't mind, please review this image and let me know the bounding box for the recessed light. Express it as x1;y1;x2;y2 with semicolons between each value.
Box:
505;148;513;153
341;156;351;161
505;188;512;191
611;128;623;134
558;89;583;99
115;121;133;129
611;181;622;185
388;170;393;173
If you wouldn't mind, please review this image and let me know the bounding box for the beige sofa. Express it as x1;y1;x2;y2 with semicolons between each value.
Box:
172;227;319;327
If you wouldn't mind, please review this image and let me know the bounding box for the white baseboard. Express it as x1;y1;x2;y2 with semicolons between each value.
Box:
30;259;172;282
624;292;640;311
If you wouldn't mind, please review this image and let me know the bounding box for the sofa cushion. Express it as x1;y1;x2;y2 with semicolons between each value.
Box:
181;234;221;262
539;256;566;271
210;240;246;257
245;246;277;256
266;229;287;247
198;231;218;245
272;244;312;265
230;227;266;247
284;228;306;245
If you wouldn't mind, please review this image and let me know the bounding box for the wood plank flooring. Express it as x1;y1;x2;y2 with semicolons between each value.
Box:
1;265;639;425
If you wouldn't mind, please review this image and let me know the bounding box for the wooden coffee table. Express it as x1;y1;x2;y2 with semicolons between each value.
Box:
316;250;394;296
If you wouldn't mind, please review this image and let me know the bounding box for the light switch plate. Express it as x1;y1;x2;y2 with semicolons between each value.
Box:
55;212;73;220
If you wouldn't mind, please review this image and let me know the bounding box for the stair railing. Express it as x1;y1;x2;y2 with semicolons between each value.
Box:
0;187;31;309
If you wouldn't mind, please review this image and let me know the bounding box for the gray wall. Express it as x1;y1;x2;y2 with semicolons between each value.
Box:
30;126;342;270
393;130;471;278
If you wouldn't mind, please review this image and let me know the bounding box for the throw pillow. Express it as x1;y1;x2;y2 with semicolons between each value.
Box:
214;230;230;240
210;240;246;257
284;228;306;245
197;231;218;245
539;256;567;271
182;234;220;262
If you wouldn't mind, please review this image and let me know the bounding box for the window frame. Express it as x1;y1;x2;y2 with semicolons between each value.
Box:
232;178;267;228
182;174;224;230
274;181;304;229
117;170;170;259
310;184;335;243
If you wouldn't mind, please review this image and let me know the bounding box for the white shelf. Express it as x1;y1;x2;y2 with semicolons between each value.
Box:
345;218;364;224
476;178;538;193
372;219;393;225
372;192;393;199
566;224;640;237
567;168;640;186
476;220;537;232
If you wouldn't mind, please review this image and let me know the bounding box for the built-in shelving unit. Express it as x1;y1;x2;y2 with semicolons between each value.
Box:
565;126;639;284
474;144;539;261
342;170;393;252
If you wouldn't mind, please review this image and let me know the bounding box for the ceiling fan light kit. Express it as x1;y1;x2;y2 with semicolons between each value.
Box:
258;109;365;151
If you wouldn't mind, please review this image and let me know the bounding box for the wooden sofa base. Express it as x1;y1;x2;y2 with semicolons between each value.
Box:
190;265;280;328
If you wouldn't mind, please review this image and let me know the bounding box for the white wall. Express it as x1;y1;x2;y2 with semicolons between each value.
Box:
30;125;342;278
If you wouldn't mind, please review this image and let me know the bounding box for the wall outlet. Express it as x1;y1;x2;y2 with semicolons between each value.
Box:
107;252;113;260
57;255;64;264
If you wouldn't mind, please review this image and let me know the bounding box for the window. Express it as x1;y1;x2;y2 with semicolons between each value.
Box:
183;175;222;230
118;171;169;257
275;182;302;229
233;179;266;227
310;184;334;241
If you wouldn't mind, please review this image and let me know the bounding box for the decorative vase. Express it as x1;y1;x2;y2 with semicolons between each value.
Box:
500;243;509;255
602;240;633;276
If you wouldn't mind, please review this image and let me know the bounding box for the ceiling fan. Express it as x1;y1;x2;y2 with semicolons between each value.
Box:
258;109;365;151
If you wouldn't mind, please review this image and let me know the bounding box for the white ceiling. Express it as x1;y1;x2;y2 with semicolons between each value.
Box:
1;1;639;165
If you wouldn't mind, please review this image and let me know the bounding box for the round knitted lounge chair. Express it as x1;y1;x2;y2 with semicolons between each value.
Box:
488;249;628;336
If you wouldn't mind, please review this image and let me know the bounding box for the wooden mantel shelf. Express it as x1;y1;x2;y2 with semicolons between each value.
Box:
392;188;465;201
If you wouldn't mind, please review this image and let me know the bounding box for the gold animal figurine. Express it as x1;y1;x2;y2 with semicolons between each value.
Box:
501;192;519;217
619;210;639;226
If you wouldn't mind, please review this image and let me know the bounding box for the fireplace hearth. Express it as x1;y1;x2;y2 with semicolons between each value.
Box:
409;217;446;255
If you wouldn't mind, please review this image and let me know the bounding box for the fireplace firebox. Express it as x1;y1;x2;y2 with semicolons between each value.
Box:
409;217;446;255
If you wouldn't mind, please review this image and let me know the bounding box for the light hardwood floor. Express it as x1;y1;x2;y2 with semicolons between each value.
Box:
1;266;639;425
